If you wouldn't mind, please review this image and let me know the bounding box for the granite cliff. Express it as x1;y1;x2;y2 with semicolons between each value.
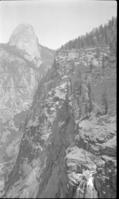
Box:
0;24;55;193
9;23;42;68
1;43;116;198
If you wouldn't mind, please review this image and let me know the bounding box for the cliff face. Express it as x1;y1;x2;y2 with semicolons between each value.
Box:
1;45;116;198
9;23;42;68
0;47;39;121
0;24;55;194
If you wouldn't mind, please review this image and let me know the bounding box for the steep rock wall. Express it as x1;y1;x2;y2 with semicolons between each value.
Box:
1;47;116;198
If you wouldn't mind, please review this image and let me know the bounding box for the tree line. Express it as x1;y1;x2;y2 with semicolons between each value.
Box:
61;17;117;54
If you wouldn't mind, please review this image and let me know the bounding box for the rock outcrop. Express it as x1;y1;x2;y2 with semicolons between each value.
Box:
9;24;42;68
1;45;116;198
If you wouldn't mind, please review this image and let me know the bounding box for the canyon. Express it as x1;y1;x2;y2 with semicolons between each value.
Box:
0;22;116;198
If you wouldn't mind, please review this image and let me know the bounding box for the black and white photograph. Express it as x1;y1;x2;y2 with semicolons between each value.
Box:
0;0;117;198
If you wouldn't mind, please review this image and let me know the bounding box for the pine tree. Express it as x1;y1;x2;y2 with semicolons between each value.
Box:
70;61;75;75
69;76;73;95
101;87;108;115
87;81;93;114
89;59;93;73
65;83;69;112
102;53;105;76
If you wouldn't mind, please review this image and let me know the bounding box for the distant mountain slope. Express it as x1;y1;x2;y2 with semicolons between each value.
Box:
40;44;56;57
38;44;56;76
61;16;117;54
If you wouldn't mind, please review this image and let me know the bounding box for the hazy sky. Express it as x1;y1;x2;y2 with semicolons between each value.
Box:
0;0;117;49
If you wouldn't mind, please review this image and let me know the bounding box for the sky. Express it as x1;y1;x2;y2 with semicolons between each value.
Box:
0;0;117;49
